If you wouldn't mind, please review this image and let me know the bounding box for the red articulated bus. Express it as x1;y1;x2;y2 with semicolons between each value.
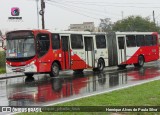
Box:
5;30;159;77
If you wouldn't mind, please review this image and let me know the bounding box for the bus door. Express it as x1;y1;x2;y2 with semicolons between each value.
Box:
84;36;94;68
117;36;126;65
61;35;71;70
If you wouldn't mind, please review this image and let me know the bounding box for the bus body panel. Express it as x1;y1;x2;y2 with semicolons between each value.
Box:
70;39;86;70
70;51;87;70
125;46;159;64
6;57;38;73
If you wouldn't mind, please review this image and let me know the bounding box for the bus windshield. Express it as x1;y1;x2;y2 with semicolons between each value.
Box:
6;32;35;58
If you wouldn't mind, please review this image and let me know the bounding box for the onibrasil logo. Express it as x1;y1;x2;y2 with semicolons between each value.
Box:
11;7;20;16
8;7;22;21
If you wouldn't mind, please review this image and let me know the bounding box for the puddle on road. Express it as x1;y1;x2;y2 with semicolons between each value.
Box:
3;66;160;106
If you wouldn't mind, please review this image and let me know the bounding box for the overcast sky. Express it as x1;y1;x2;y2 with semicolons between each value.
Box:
1;0;160;33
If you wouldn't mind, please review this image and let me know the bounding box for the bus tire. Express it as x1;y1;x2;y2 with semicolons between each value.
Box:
50;62;59;77
74;69;83;73
25;76;34;82
25;73;34;77
93;68;98;72
117;65;126;69
134;55;144;68
97;59;105;71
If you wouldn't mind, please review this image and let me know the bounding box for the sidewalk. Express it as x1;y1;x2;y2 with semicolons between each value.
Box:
0;72;24;79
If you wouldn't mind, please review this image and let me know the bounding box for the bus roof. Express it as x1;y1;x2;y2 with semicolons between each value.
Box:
46;30;107;35
48;30;91;34
5;29;90;35
115;31;157;35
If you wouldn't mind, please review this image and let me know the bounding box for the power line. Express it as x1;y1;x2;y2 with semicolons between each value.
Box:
48;0;160;5
47;0;121;17
47;0;160;9
46;1;101;20
47;0;122;21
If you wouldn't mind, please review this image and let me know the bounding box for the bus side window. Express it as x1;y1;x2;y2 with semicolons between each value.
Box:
51;34;60;49
145;35;153;46
136;35;145;46
96;35;106;48
152;35;157;46
37;34;50;57
71;34;83;49
126;35;136;47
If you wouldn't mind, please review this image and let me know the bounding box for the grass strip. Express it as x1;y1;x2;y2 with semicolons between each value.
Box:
0;68;6;74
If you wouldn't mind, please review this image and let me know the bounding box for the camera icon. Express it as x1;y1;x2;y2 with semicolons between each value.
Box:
2;107;11;112
11;7;20;16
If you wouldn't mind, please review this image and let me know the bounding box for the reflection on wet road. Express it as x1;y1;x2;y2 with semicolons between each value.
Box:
1;62;160;106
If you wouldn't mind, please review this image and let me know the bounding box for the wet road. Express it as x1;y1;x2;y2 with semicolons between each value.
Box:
0;61;160;107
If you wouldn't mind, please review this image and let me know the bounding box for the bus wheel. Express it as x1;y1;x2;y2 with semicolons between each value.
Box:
135;56;144;68
73;69;84;74
93;68;98;72
117;65;126;69
25;76;34;82
74;69;83;72
97;59;105;71
25;73;34;77
50;63;59;77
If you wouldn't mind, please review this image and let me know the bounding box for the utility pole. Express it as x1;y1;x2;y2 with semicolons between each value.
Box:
153;10;155;24
121;11;124;20
36;0;39;29
40;0;45;29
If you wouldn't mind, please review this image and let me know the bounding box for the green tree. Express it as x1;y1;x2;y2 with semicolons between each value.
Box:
99;18;113;32
112;16;160;32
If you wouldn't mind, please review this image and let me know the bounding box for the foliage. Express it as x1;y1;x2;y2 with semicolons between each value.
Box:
0;51;6;73
99;18;113;32
0;68;6;73
0;51;5;68
112;16;160;32
0;30;2;36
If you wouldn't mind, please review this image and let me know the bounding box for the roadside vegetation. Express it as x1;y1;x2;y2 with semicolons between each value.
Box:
18;80;160;115
0;51;6;74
